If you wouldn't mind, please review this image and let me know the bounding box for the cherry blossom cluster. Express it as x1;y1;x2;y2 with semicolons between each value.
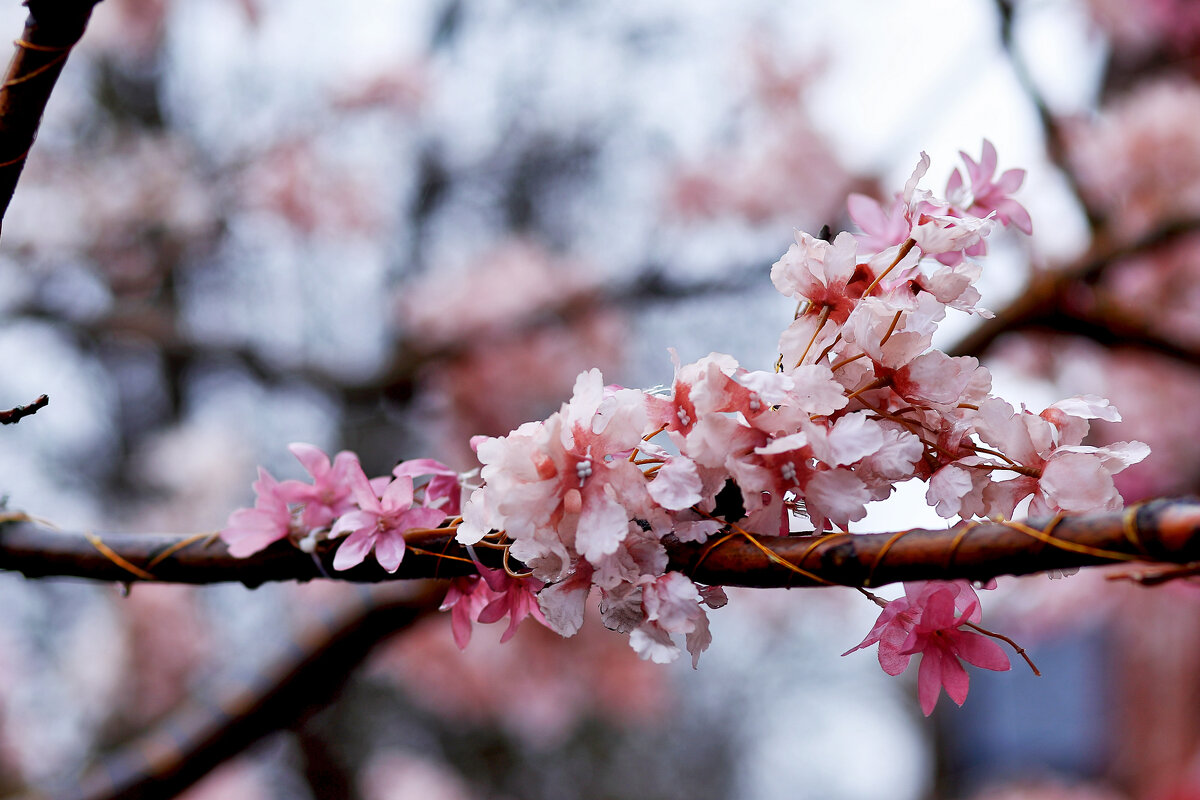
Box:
222;142;1148;712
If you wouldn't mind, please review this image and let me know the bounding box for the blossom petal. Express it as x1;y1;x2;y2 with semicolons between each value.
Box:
373;531;407;573
332;528;375;571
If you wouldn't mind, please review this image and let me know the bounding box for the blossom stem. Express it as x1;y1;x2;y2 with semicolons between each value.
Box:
829;352;868;372
843;375;889;403
795;305;830;366
857;586;889;609
862;238;917;297
878;309;904;347
962;620;1041;676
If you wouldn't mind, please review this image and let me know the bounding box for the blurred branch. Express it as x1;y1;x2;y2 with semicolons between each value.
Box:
10;260;766;405
993;0;1100;229
5;499;1200;589
41;585;438;800
0;0;104;235
952;217;1200;360
0;392;47;424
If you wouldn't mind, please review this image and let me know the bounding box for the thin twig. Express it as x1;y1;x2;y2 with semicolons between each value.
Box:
0;393;47;424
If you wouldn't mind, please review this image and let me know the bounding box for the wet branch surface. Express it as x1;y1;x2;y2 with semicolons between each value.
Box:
4;499;1200;590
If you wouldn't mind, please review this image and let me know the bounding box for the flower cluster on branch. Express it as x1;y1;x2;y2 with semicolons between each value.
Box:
222;142;1148;712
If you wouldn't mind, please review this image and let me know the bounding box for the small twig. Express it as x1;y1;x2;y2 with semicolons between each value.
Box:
1106;562;1200;586
963;620;1041;676
0;393;47;424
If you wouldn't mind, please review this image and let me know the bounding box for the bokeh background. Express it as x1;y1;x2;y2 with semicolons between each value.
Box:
2;0;1200;798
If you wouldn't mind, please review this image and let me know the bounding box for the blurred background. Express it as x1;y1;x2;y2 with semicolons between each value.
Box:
1;0;1199;797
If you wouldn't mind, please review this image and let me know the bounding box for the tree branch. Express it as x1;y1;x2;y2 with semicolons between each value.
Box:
4;499;1200;589
39;586;438;800
952;218;1200;360
0;0;105;234
0;392;47;424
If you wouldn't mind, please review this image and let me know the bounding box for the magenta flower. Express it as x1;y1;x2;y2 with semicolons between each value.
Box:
440;575;493;649
439;562;547;648
330;462;446;573
844;581;1010;715
476;564;547;643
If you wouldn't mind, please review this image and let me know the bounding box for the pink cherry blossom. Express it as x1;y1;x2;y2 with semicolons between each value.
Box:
475;563;548;643
279;443;361;530
848;193;910;252
439;575;493;649
330;463;447;573
844;581;1010;715
946;139;1033;235
459;369;650;580
221;467;298;557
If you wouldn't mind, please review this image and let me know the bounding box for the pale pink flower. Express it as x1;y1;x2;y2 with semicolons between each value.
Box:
331;464;446;573
892;352;988;407
221;467;297;557
946;140;1032;235
968;396;1150;517
629;572;713;667
770;231;866;324
848;193;910;252
537;561;595;636
279;443;361;530
460;369;650;580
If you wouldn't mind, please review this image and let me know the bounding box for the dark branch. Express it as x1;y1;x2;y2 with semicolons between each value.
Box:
0;0;105;233
0;392;47;424
4;499;1200;590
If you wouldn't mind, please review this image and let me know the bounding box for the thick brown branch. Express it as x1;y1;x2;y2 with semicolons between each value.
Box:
4;499;1200;589
0;0;103;234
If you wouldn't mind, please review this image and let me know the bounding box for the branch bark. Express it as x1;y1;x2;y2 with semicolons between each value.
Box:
4;498;1200;589
0;0;104;234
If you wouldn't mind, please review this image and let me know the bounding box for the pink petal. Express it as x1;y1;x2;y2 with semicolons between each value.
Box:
288;442;331;479
373;531;407;573
330;509;374;538
978;140;998;182
399;505;447;533
917;647;947;715
332;528;375;571
450;604;474;650
392;458;456;479
938;648;971;706
344;460;382;512
951;631;1011;672
478;596;510;625
994;167;1025;195
222;509;288;557
648;457;703;510
577;492;630;563
538;566;593;636
381;475;416;511
847;193;888;233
